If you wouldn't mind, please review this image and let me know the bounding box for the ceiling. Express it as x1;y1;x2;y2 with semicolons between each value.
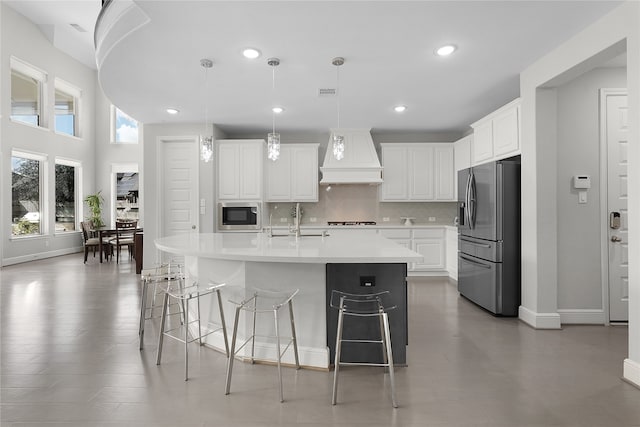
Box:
6;1;624;138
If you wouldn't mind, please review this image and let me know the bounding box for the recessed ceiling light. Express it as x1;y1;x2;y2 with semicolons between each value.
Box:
394;105;407;113
436;45;457;56
272;107;284;114
166;108;179;115
242;48;261;59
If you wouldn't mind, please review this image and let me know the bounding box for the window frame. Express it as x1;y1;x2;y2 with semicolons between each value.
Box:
110;105;140;144
11;150;48;239
10;57;47;129
54;78;82;138
54;158;82;234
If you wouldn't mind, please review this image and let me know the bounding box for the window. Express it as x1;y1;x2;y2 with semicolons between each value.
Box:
10;57;46;127
12;152;46;236
111;106;139;144
115;172;139;221
54;79;81;137
55;160;80;232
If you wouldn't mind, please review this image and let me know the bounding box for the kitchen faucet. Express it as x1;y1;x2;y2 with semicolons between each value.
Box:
294;202;302;237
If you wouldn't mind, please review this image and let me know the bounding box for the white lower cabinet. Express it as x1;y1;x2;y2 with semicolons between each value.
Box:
446;227;458;279
379;227;448;274
412;229;446;271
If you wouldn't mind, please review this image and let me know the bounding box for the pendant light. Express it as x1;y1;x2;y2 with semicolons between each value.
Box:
200;58;214;163
267;57;281;161
332;57;345;161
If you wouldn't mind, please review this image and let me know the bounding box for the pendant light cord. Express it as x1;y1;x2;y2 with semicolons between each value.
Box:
272;65;276;134
336;63;340;129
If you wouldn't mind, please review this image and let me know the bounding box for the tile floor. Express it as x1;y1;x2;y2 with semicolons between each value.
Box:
1;254;639;426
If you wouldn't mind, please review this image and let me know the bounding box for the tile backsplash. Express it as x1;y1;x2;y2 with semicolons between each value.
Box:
266;184;457;226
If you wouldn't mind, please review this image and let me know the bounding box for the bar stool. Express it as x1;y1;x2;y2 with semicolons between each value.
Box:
330;290;398;408
155;278;229;381
139;261;185;350
224;288;300;403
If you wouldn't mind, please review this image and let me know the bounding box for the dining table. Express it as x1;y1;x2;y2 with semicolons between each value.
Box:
93;226;143;263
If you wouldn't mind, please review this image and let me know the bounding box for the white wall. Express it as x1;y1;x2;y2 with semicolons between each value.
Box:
556;67;626;316
1;3;145;266
94;88;143;228
519;1;640;387
1;3;95;265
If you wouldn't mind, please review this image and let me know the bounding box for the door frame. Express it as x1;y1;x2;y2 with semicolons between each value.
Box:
599;88;627;325
156;136;200;262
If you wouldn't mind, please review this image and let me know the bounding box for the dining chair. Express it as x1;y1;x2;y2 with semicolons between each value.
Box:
80;221;102;263
110;220;137;263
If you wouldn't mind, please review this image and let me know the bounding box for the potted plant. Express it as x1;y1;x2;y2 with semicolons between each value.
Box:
84;191;105;228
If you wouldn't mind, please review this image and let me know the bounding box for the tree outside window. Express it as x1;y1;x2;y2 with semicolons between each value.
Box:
12;156;41;236
55;164;76;232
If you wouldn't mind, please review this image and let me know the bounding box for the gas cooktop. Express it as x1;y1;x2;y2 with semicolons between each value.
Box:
327;221;377;226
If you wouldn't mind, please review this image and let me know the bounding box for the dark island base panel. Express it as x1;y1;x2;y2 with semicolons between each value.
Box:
326;263;408;366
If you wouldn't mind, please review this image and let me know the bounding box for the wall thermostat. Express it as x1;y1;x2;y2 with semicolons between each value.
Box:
573;175;591;189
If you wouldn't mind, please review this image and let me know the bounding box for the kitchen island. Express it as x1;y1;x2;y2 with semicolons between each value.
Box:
155;232;423;369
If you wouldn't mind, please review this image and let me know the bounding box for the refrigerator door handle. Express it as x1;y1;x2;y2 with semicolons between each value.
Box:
460;254;493;269
468;172;477;229
465;172;472;228
460;237;491;248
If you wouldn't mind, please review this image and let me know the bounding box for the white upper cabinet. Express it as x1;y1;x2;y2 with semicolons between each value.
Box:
493;103;520;156
380;143;454;202
266;144;318;202
379;145;408;200
217;139;264;201
434;145;455;200
409;146;434;200
454;134;472;172
471;98;521;165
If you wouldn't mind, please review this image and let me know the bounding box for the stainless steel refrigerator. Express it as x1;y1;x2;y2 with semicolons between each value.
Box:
458;157;520;316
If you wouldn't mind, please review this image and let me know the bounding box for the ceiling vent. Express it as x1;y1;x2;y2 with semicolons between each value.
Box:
318;88;337;97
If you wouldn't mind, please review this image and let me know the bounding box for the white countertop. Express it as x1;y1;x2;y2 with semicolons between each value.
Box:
155;232;424;264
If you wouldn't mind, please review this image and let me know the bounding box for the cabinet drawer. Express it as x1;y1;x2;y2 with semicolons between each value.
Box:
379;228;411;239
412;228;445;239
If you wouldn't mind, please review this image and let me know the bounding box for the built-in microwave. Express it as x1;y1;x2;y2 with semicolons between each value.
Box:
218;202;261;231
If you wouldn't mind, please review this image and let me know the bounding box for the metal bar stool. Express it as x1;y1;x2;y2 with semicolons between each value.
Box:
330;290;398;408
155;278;229;381
224;288;300;402
139;261;185;350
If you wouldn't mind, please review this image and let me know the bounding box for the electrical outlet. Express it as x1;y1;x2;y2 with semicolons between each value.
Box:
45;240;50;247
428;217;436;222
309;217;317;223
383;217;390;222
280;217;288;223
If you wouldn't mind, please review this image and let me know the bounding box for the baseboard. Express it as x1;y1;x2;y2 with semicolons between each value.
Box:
519;305;562;329
204;330;330;369
3;247;83;266
408;270;449;277
557;309;605;325
623;358;640;389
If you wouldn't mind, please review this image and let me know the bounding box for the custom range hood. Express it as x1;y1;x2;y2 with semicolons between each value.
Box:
320;128;383;185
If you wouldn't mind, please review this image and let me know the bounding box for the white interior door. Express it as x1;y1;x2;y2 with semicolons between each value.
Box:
604;91;628;322
160;138;199;240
